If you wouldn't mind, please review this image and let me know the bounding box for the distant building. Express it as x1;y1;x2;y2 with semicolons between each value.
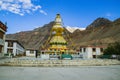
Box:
0;21;7;57
4;39;25;56
26;48;37;57
79;46;104;59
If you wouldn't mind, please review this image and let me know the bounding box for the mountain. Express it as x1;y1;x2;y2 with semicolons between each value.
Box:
86;17;112;30
6;21;54;50
66;26;85;33
6;18;120;50
71;18;120;48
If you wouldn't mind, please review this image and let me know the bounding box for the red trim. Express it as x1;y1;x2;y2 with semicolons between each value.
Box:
80;45;105;48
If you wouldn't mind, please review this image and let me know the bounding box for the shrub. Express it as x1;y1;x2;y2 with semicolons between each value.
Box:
104;42;120;55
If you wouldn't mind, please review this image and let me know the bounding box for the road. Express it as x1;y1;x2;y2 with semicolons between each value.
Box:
0;65;120;80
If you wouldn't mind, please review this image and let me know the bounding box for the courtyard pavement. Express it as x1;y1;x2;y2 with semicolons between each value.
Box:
0;65;120;80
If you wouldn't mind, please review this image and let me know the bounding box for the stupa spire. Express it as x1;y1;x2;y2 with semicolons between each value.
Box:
49;14;67;51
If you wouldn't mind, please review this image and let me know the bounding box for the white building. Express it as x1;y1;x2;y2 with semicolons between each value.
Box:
4;39;25;56
0;21;7;57
40;50;50;59
26;48;37;57
79;46;104;59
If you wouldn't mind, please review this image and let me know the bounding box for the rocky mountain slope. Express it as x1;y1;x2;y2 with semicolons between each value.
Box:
6;22;54;50
6;18;120;50
71;18;120;48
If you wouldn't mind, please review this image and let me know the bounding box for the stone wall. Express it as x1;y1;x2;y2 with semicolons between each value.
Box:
1;58;120;67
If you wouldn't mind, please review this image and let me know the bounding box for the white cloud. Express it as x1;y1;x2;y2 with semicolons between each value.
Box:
19;0;31;3
32;6;41;11
0;0;47;16
40;10;47;15
0;1;3;5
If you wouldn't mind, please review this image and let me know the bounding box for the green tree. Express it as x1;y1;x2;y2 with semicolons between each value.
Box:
104;42;120;55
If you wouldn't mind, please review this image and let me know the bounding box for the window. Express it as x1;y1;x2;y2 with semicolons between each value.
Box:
30;50;34;54
0;31;4;39
100;48;103;52
42;52;44;54
92;48;96;52
0;45;2;53
83;48;86;52
80;48;82;52
62;52;64;54
8;41;13;47
7;49;13;53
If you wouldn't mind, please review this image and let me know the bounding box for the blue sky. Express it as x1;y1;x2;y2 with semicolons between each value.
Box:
0;0;120;34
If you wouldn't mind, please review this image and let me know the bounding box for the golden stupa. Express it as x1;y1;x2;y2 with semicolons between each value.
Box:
49;14;67;51
42;14;75;57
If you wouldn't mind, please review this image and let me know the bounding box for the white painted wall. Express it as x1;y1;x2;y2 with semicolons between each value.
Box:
26;50;30;56
0;38;4;46
13;42;17;56
26;50;36;57
41;54;49;59
0;34;5;57
86;47;93;59
82;47;92;59
80;47;103;59
4;42;8;53
16;43;24;55
4;41;25;56
96;48;101;55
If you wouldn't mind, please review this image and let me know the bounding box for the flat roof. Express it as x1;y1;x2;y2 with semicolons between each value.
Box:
80;45;106;48
26;48;37;50
5;39;25;49
0;21;7;32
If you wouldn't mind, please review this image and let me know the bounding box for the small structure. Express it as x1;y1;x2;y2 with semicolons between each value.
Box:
26;48;37;57
79;46;104;59
0;21;7;57
4;39;25;56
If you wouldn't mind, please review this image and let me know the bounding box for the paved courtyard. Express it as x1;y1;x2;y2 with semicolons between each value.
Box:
0;65;120;80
